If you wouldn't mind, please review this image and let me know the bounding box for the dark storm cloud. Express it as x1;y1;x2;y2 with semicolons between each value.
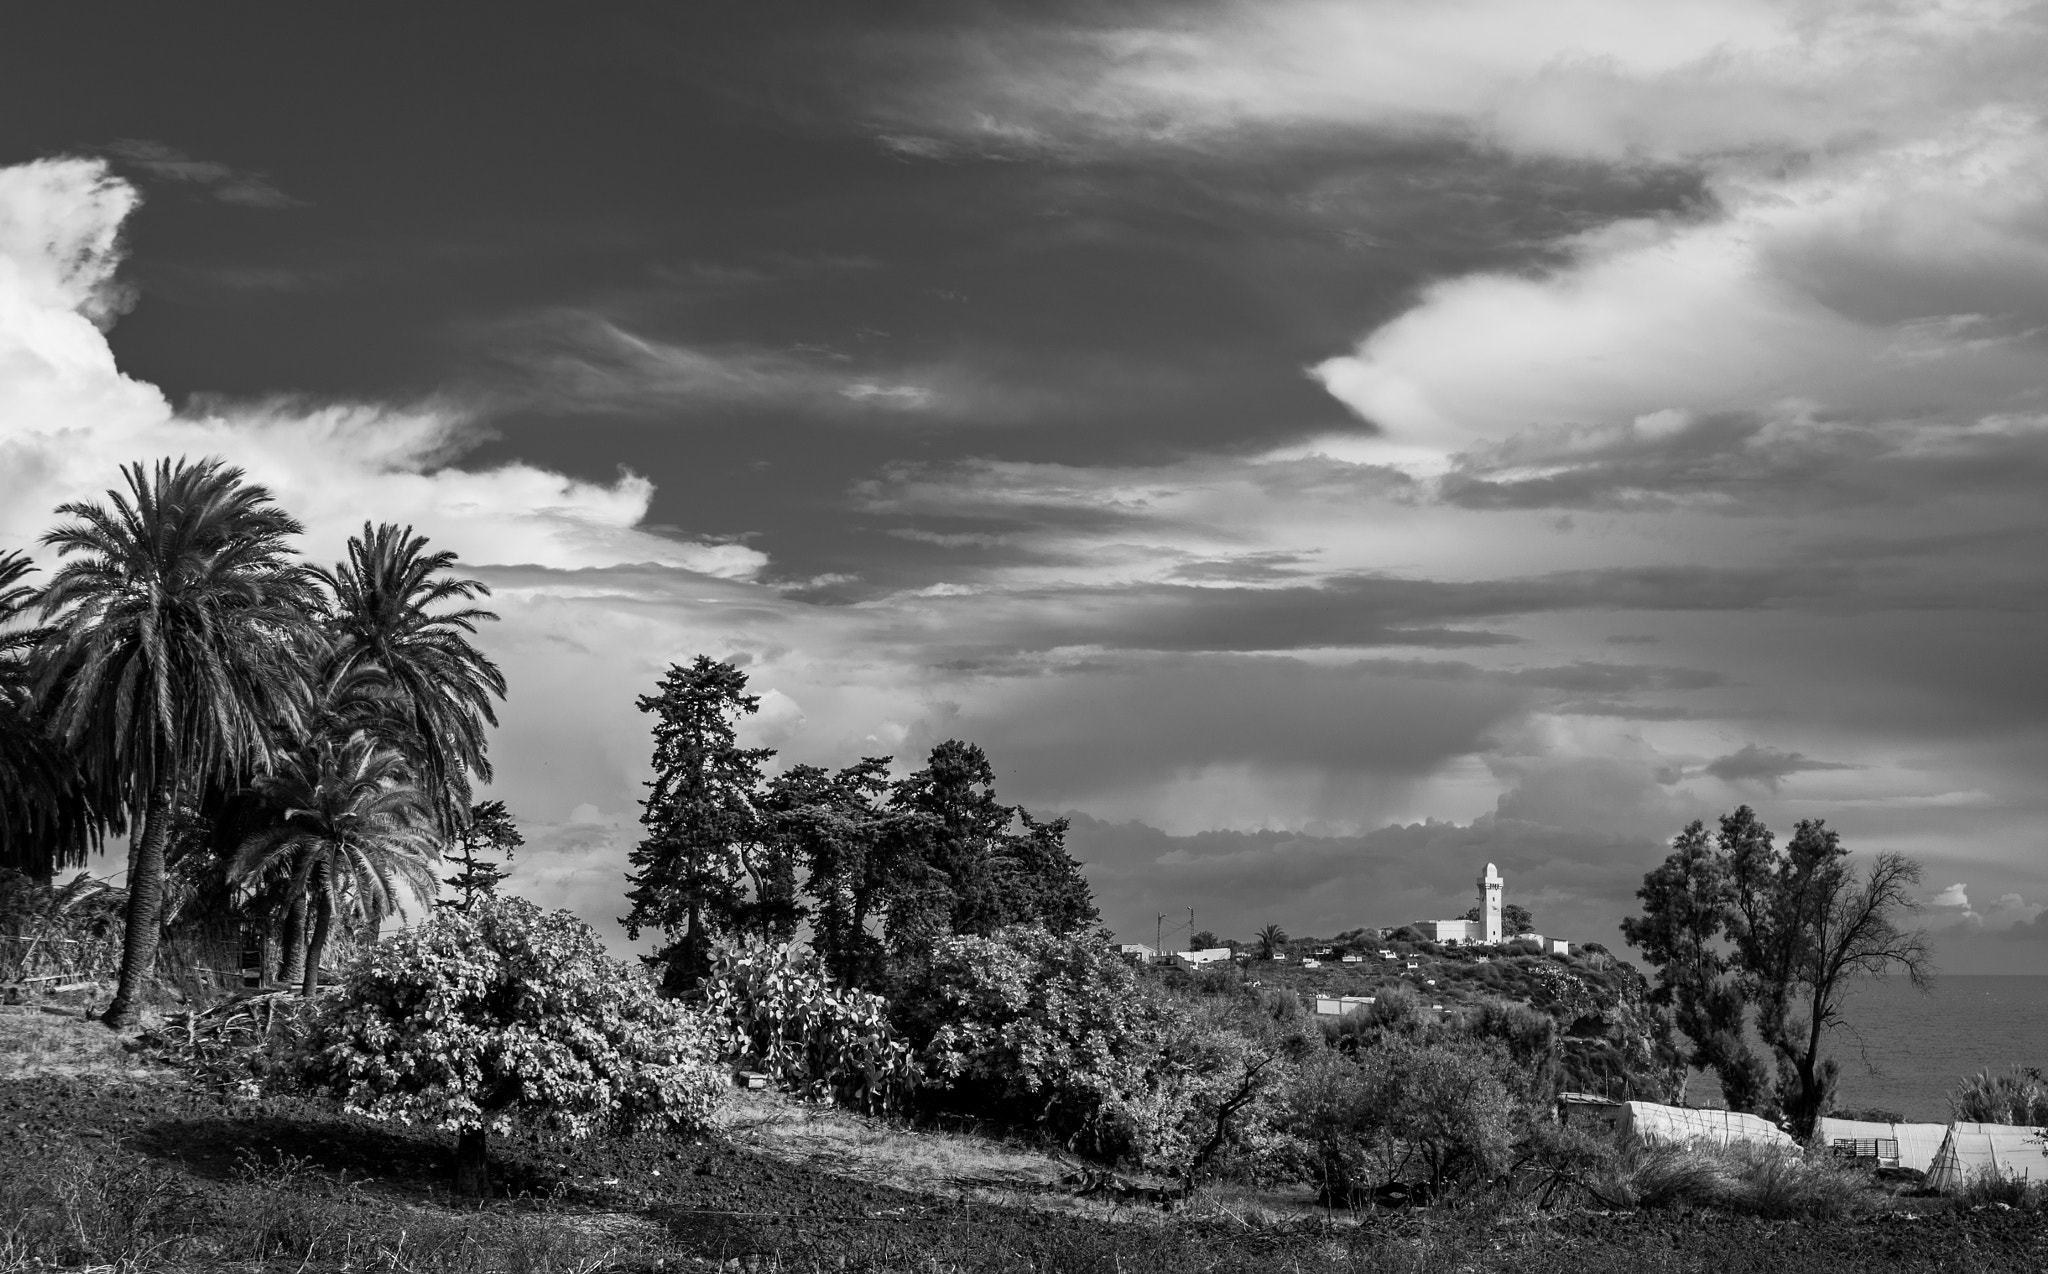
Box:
914;654;1531;809
1701;744;1859;790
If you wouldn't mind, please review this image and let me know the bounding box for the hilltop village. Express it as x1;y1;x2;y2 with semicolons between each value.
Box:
1119;862;1577;980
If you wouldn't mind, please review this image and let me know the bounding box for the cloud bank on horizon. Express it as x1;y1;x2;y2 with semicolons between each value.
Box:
4;0;2048;971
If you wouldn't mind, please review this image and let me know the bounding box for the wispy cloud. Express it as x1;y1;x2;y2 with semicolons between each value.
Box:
1700;743;1859;791
478;310;948;419
103;138;301;208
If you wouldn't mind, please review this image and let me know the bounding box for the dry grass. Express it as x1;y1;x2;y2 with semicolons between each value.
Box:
1592;1140;1872;1220
0;1004;161;1081
0;1141;673;1273
717;1089;1079;1198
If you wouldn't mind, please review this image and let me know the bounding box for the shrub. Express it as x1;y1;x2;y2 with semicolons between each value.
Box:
1727;1145;1866;1219
1593;1141;1867;1219
1957;1165;2043;1209
302;896;724;1194
1950;1066;2048;1124
1137;992;1316;1184
1461;999;1563;1104
1279;1037;1524;1202
698;941;917;1113
1596;1141;1727;1211
894;925;1164;1159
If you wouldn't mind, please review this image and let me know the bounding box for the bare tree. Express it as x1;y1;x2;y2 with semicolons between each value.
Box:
1761;834;1932;1138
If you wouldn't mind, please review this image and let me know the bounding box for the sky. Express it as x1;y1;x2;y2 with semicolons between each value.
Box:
4;2;2048;972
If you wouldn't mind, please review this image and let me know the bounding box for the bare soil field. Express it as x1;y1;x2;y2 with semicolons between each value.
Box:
3;1007;2045;1273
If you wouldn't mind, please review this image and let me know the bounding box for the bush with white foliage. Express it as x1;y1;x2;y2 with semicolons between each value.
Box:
302;896;724;1194
698;940;917;1113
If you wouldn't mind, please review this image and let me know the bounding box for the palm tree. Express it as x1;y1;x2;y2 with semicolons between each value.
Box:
0;551;117;881
314;523;504;832
35;459;317;1027
1255;924;1289;961
232;734;439;996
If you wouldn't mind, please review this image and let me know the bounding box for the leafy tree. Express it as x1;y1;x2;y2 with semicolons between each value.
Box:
1463;902;1535;935
314;523;505;831
997;810;1098;937
857;740;1101;951
1619;817;1768;1112
36;459;317;1027
622;656;774;993
770;758;902;985
304;896;724;1195
1189;930;1222;951
884;740;1016;943
438;799;522;913
1255;924;1289;960
1622;806;1931;1136
232;735;440;995
0;551;116;881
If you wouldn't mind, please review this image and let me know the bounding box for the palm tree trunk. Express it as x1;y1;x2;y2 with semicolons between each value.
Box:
276;894;308;985
301;870;333;998
102;778;174;1029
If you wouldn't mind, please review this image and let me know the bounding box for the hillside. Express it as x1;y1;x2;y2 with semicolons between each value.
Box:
1162;942;1687;1102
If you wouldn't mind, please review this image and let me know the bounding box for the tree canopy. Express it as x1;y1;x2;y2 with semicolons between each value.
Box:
1621;805;1931;1136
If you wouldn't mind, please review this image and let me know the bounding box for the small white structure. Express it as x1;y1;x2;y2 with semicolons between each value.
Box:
1551;939;1570;956
1116;943;1156;963
1174;947;1234;970
1417;919;1478;944
1816;1117;1947;1175
1629;1102;1795;1151
1300;959;1321;969
1314;994;1377;1017
1341;954;1365;964
1926;1122;2048;1192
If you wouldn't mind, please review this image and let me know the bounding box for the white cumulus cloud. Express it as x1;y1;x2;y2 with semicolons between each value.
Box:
0;157;763;578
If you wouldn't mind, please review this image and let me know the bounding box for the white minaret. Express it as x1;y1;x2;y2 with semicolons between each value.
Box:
1479;862;1505;944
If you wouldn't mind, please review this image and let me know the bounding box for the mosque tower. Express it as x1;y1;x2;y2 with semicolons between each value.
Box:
1479;862;1505;944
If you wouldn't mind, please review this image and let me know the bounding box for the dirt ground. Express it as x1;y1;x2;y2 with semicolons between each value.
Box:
3;1006;2046;1272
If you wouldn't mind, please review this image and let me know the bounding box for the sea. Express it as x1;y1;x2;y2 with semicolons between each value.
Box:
1683;974;2048;1122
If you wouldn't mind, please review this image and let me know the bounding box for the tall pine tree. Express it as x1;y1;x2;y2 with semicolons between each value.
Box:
438;800;522;913
621;656;773;993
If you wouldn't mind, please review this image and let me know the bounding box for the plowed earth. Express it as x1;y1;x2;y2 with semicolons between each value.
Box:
4;1066;2047;1273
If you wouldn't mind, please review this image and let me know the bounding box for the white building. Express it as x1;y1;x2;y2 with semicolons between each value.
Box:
1417;919;1478;944
1116;943;1156;963
1413;863;1508;945
1174;947;1234;969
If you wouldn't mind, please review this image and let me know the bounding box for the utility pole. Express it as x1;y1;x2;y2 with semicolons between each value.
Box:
1188;907;1196;952
1157;914;1166;964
